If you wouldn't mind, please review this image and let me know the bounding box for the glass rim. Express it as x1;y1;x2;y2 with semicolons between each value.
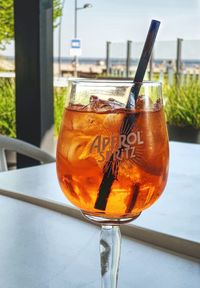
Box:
68;78;162;87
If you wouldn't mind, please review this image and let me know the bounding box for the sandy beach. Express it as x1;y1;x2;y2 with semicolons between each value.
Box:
1;56;200;78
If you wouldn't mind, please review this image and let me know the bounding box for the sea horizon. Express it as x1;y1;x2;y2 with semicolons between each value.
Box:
1;55;200;67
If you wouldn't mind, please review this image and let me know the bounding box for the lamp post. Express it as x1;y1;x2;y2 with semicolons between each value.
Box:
74;0;92;76
58;0;66;77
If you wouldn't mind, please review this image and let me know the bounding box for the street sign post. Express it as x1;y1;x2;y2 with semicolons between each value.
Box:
70;39;82;56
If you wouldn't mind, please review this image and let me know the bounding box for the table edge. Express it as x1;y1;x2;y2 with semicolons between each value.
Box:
0;188;199;260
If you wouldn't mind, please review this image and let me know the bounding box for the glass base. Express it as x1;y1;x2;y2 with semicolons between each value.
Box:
82;211;141;225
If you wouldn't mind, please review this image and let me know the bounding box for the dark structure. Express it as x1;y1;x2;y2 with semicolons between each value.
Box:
14;0;54;168
176;38;183;75
126;40;132;78
106;41;111;75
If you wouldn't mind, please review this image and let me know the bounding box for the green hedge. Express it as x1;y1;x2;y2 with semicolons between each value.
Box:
0;78;16;137
0;78;67;138
164;81;200;128
54;87;66;136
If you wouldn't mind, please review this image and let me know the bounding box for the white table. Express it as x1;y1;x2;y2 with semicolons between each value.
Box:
0;141;199;288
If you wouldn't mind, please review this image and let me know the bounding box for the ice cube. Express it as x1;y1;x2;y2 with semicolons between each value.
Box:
153;98;162;111
67;135;89;163
135;95;153;111
88;95;125;112
135;95;162;112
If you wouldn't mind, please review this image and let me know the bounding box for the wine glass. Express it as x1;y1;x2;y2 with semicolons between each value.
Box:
56;79;169;288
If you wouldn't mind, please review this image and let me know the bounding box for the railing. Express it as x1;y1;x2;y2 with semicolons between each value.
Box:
105;39;200;85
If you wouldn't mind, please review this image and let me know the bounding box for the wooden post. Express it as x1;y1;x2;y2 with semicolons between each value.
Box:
14;0;54;168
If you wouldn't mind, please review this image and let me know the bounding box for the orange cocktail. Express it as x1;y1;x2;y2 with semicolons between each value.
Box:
57;97;169;219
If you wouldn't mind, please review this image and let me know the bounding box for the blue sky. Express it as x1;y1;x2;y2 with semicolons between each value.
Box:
2;0;200;58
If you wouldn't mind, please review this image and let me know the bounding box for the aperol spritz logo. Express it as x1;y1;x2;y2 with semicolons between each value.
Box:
89;131;144;162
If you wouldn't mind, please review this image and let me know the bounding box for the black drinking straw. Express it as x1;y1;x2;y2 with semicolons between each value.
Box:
94;20;160;211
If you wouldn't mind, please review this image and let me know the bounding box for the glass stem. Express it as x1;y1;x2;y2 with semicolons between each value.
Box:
100;225;121;288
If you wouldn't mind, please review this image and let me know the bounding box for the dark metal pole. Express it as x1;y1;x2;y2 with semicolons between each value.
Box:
58;21;62;77
14;0;54;168
58;0;66;77
74;0;78;76
176;38;183;76
126;40;132;78
149;49;154;80
106;41;111;75
75;0;77;38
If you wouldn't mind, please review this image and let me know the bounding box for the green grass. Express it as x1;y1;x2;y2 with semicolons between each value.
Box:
54;87;67;136
0;78;16;137
164;81;200;128
0;78;67;138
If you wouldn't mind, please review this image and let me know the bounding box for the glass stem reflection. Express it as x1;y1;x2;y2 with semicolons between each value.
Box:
100;225;121;288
